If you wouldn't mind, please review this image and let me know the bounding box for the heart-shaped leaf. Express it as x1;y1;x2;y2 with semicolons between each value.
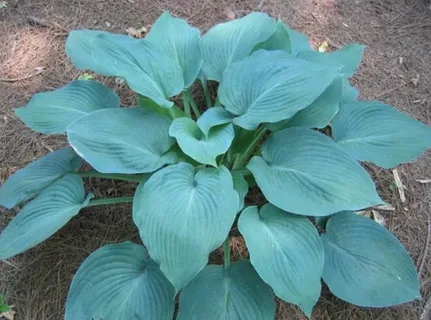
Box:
267;76;342;131
133;163;239;290
15;80;119;134
200;12;275;81
65;242;175;320
253;19;311;54
248;128;382;216
0;174;91;260
239;204;324;317
169;118;234;166
297;44;365;78
66;30;183;107
0;147;81;209
321;211;420;307
146;11;202;88
177;261;275;320
67;107;176;174
218;50;339;130
332;101;431;168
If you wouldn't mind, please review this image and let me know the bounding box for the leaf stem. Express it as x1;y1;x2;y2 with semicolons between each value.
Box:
223;237;230;269
72;171;146;182
231;167;252;176
185;90;201;118
87;196;134;207
182;92;191;117
201;80;213;108
233;126;267;169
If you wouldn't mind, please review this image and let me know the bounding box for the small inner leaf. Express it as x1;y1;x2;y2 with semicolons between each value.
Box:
169;117;235;166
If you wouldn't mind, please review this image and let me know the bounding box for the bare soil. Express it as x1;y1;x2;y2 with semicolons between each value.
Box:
0;0;430;319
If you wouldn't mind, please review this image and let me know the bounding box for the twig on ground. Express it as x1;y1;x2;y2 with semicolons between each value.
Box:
375;80;411;98
418;217;431;277
27;16;69;34
0;68;45;83
420;294;431;320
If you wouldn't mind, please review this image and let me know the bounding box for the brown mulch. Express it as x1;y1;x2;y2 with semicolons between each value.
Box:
1;0;430;319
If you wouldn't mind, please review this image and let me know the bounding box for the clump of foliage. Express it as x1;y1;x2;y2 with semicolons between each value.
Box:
1;11;431;320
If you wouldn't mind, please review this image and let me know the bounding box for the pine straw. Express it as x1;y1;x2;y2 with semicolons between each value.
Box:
1;0;431;319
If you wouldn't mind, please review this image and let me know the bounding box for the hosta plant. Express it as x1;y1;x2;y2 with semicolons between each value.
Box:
1;11;431;319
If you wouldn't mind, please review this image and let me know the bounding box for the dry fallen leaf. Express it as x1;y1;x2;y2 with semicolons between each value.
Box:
105;21;111;27
392;169;406;203
371;210;386;227
223;7;236;20
318;40;329;53
0;1;7;9
417;179;431;184
374;203;396;211
411;74;420;86
126;26;148;38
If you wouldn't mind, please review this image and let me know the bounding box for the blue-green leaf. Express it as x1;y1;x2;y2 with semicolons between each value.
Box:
239;204;323;317
133;163;239;290
146;11;202;88
253;19;311;54
218;50;338;130
321;211;420;307
177;261;275;320
341;78;359;102
169;118;234;166
15;80;119;134
66;30;183;107
0;147;81;209
267;76;342;131
232;171;248;212
200;12;275;81
65;242;175;320
297;44;365;77
248;128;382;216
332;101;431;168
196;107;234;138
0;174;91;260
67;108;176;174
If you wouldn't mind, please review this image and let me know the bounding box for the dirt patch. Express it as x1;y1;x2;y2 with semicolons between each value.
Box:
0;0;430;319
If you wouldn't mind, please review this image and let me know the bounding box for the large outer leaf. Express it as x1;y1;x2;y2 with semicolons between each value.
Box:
15;80;119;134
253;19;311;54
248;128;382;216
321;211;420;307
67;108;176;174
169;118;234;166
177;261;275;320
66;30;183;107
332;101;431;168
239;204;324;317
0;174;91;260
0;147;81;209
65;242;175;320
200;12;275;81
218;50;338;130
146;11;202;88
297;44;365;77
133;163;239;290
267;76;343;131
